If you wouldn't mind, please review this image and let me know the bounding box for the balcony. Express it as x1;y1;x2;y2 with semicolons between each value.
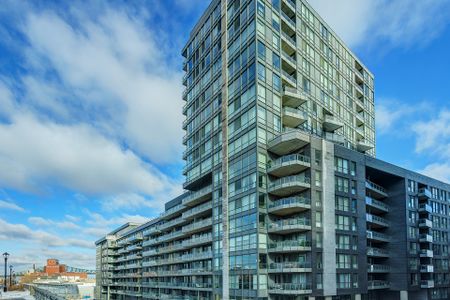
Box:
419;218;432;228
280;11;296;31
268;262;312;273
357;139;374;152
324;132;346;145
282;107;308;128
160;204;185;220
268;175;311;196
418;187;431;200
367;247;389;258
367;230;389;243
267;154;311;177
268;240;311;253
268;218;311;234
182;185;213;207
368;280;390;290
181;218;212;235
420;280;434;288
282;86;308;107
281;50;297;69
268;283;312;295
323;115;344;132
267;129;310;156
365;180;388;199
366;213;390;228
268;196;311;216
420;249;433;258
368;264;390;273
418;203;432;214
281;70;296;87
365;197;389;213
281;31;296;52
420;265;434;273
419;234;433;243
282;0;296;12
182;202;212;220
182;234;213;248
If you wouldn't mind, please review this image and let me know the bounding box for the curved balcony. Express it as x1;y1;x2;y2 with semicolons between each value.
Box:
323;115;344;132
268;262;312;273
268;240;311;253
268;218;311;234
267;129;310;156
182;185;213;207
282;86;308;108
268;196;311;216
268;175;311;197
268;283;312;295
267;154;311;177
357;139;374;152
282;107;308;128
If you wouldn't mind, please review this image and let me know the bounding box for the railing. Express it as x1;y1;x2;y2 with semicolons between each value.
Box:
365;180;387;194
268;240;311;250
366;230;389;241
269;262;311;270
368;280;390;289
182;202;213;219
367;247;389;256
269;196;311;209
368;264;390;272
365;196;389;211
282;51;296;66
269;218;311;230
281;31;296;46
281;11;296;29
269;282;312;291
269;175;311;189
160;204;185;218
182;185;213;205
182;234;213;247
281;70;297;84
366;213;390;226
284;0;296;9
182;218;212;233
268;153;310;169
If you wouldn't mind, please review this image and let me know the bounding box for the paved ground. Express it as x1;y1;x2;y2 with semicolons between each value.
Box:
0;290;34;300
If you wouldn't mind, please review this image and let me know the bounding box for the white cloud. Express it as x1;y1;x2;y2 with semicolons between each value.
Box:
0;113;178;197
28;216;80;230
308;0;450;49
0;218;94;249
0;199;25;212
101;193;166;213
420;163;450;184
22;8;184;164
375;99;428;135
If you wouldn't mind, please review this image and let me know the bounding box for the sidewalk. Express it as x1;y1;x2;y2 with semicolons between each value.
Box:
0;290;34;300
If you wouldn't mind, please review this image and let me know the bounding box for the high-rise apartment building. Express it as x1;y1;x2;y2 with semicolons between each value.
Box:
95;1;450;300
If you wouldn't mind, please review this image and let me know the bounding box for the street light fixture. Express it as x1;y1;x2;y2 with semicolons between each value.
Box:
2;252;9;292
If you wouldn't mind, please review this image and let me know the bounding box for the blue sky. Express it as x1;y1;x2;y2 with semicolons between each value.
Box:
0;0;450;270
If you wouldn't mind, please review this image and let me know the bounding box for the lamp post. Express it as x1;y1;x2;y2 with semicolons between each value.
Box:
9;265;13;287
2;252;9;292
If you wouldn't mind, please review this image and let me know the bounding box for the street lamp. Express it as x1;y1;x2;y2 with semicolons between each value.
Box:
2;252;9;292
9;265;13;287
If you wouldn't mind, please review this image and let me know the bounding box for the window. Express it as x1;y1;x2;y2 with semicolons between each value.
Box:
336;196;350;212
257;63;266;81
316;212;322;228
337;234;350;250
272;53;280;69
336;177;349;193
337;273;351;289
335;157;349;174
257;0;265;17
336;215;350;230
336;254;351;269
257;40;266;59
272;73;281;91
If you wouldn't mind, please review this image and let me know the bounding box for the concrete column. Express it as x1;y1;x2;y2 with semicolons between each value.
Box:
355;294;362;300
322;140;337;297
308;297;316;300
400;290;408;300
325;297;333;300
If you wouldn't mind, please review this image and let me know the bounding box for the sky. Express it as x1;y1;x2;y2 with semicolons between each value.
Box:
0;0;449;270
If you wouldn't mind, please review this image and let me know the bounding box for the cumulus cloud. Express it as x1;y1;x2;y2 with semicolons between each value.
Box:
0;199;25;212
28;216;80;230
308;0;450;49
0;218;94;249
